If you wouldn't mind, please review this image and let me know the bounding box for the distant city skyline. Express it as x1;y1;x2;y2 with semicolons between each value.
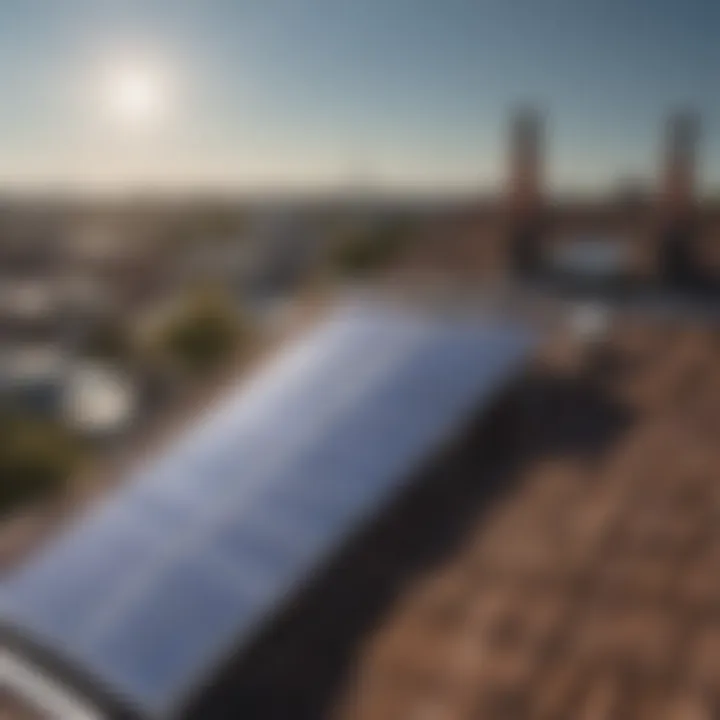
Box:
0;0;719;194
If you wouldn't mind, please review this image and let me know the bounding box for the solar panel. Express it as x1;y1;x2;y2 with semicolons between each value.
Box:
0;302;536;719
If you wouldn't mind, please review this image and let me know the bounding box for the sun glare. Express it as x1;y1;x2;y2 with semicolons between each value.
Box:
102;63;169;129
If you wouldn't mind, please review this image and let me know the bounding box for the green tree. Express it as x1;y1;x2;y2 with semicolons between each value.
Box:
0;413;83;512
159;286;244;375
332;220;411;278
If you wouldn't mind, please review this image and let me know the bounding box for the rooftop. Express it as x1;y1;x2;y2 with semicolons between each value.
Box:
1;297;720;719
329;316;720;720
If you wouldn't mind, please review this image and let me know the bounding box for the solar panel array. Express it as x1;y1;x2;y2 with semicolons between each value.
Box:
0;302;535;719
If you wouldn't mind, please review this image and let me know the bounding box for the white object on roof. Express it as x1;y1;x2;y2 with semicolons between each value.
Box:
62;363;138;436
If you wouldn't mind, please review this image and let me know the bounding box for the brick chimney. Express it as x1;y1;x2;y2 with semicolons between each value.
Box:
508;108;543;218
506;108;544;278
658;111;700;288
661;111;698;219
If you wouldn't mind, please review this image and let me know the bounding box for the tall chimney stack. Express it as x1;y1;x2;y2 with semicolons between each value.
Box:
508;108;543;217
662;111;698;218
658;111;700;288
506;108;544;278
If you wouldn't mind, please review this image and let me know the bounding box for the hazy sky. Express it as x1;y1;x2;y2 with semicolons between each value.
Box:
0;0;718;193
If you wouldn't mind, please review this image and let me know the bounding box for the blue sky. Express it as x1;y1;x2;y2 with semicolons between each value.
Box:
0;0;718;193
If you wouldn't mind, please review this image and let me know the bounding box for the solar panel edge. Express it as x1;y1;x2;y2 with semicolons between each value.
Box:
0;305;539;718
0;619;146;720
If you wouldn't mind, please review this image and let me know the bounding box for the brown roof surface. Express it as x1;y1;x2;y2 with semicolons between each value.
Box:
331;318;720;720
0;690;47;720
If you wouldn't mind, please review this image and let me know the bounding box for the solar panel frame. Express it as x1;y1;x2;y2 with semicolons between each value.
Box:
0;303;536;719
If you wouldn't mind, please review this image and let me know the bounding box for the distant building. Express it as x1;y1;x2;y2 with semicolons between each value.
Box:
0;345;69;416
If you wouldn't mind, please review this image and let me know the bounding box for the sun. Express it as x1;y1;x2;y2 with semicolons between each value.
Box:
102;62;170;129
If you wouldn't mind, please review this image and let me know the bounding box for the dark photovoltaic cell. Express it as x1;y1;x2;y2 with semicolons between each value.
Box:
0;302;536;718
